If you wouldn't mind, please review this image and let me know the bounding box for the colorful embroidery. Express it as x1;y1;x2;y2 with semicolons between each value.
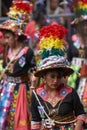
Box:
37;106;45;118
40;89;47;97
0;83;15;129
59;88;68;96
31;121;41;129
19;56;26;67
19;120;28;126
37;83;72;102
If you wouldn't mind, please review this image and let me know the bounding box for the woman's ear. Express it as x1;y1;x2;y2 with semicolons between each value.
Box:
15;35;18;41
43;76;45;80
43;76;46;83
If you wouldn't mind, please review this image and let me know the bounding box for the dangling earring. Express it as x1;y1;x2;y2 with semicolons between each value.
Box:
44;79;46;84
43;77;46;85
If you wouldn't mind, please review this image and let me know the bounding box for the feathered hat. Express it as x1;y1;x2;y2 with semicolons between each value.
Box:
71;0;87;27
7;0;33;23
0;0;33;39
0;19;27;38
34;23;74;77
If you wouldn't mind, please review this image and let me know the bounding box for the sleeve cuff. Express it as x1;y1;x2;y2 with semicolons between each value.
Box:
77;114;86;123
31;121;41;130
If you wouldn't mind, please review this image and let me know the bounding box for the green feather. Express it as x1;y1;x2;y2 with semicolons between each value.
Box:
41;48;65;59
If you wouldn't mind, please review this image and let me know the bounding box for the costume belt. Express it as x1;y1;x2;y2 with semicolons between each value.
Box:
6;74;29;83
43;112;76;130
51;112;76;125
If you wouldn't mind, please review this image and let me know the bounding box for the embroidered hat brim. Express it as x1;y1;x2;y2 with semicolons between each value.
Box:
34;56;74;77
0;19;27;38
35;66;74;77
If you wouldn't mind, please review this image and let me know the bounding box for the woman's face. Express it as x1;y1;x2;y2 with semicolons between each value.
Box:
4;32;16;48
0;31;6;45
44;70;62;90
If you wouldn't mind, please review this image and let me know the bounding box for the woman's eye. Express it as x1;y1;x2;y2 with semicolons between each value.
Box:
50;75;60;79
50;75;56;79
50;76;55;79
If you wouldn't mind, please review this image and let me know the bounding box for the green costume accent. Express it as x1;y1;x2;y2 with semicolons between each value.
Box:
42;48;65;59
67;64;80;89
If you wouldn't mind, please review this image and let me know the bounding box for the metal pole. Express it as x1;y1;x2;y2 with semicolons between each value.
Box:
0;0;1;17
48;13;74;18
46;0;50;16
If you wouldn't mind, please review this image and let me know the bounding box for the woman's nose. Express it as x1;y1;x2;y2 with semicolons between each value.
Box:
5;38;8;43
54;77;58;83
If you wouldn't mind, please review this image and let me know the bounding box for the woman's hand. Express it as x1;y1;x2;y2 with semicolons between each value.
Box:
0;71;5;80
75;120;84;130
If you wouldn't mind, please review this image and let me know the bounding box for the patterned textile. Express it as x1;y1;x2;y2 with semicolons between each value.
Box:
0;46;35;129
0;81;30;130
0;82;15;129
